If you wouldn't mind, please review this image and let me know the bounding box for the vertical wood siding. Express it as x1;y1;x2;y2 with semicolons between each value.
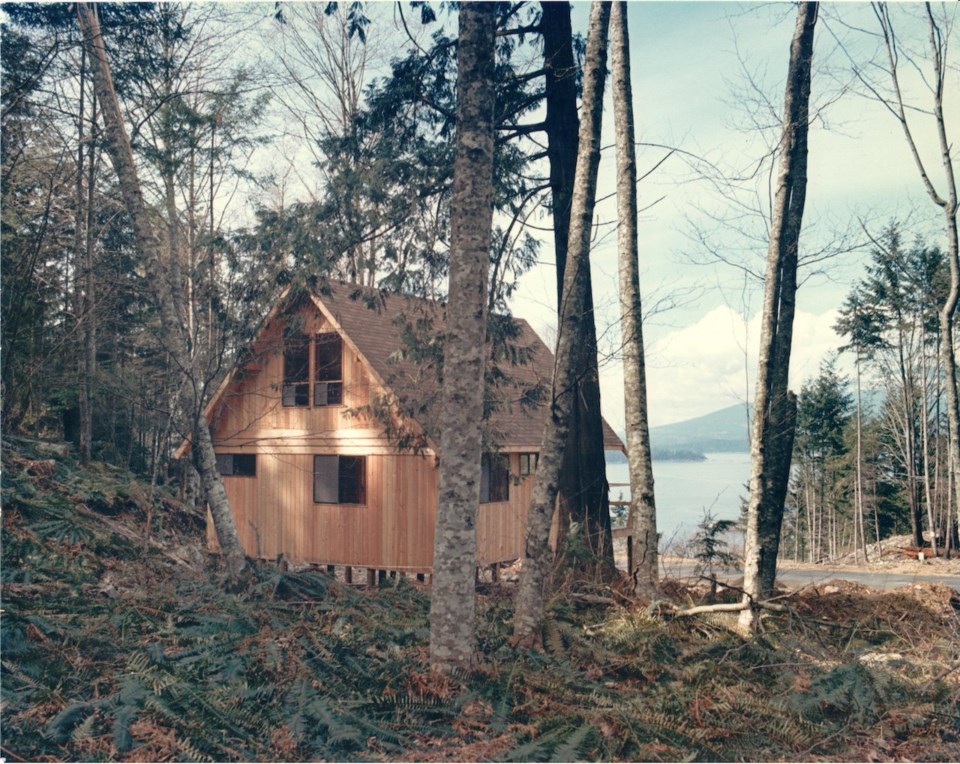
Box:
210;304;545;569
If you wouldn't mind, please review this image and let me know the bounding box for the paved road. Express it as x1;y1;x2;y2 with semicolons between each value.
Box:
657;561;960;592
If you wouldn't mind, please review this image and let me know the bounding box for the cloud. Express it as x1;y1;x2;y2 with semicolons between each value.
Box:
598;305;849;430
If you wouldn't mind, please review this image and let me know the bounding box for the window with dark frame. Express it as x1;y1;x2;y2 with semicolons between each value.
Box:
216;453;256;476
283;332;310;406
519;452;538;476
480;453;509;503
314;332;343;406
313;455;366;504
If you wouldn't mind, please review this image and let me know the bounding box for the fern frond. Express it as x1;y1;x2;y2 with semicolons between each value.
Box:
550;722;596;762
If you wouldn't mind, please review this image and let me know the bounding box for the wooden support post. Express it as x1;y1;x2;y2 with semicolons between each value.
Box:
491;563;499;583
627;535;633;578
367;568;376;587
344;566;353;584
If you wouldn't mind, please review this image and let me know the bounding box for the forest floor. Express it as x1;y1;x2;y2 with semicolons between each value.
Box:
2;436;959;762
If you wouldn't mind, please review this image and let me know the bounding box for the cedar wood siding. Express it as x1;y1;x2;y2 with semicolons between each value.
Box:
207;299;544;569
203;285;624;570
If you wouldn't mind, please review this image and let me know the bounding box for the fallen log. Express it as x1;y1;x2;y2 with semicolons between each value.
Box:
674;600;788;617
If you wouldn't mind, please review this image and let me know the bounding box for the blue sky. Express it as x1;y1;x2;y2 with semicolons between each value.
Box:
506;1;958;428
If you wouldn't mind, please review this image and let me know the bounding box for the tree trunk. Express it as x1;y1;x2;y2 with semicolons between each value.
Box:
896;334;924;549
758;391;797;594
76;2;247;582
81;94;98;466
854;353;869;563
427;1;496;673
920;329;938;556
739;2;817;631
540;1;613;573
610;0;658;597
74;43;93;465
514;0;611;644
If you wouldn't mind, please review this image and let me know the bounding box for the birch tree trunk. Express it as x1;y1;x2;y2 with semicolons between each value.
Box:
428;1;496;672
610;0;658;597
76;3;247;583
739;2;817;631
514;0;612;644
855;352;869;562
920;330;938;557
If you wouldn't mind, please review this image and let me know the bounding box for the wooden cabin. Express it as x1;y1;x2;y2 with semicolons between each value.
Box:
179;283;624;575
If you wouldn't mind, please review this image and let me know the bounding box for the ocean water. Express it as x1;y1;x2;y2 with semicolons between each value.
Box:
607;452;751;544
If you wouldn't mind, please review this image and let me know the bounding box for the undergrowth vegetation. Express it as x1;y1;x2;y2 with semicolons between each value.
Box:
2;437;959;761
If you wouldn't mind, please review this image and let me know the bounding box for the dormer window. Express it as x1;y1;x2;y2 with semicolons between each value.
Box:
315;332;343;406
283;332;310;406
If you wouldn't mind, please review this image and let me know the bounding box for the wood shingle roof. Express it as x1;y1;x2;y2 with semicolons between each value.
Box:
312;282;624;452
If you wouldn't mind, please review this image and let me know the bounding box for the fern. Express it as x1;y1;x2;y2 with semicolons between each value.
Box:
45;702;96;744
69;709;97;744
788;662;886;726
111;704;139;753
549;722;596;762
500;723;579;763
306;697;366;752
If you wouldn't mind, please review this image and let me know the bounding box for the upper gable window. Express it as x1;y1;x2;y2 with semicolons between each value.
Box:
314;332;343;406
283;332;310;407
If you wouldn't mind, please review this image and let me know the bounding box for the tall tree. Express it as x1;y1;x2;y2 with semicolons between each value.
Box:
869;3;959;554
793;360;853;562
835;288;887;562
610;0;658;597
844;231;950;551
75;3;247;582
514;0;612;644
428;1;497;672
740;1;817;631
541;1;614;572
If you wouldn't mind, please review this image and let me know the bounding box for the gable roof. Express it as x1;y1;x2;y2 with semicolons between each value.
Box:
180;281;624;456
312;282;624;452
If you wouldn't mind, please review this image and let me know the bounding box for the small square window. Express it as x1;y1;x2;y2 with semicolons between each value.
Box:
519;453;539;476
216;453;256;476
314;455;366;504
314;381;343;406
283;382;310;406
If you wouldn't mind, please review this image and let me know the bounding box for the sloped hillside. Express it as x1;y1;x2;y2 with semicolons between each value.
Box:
2;437;959;762
650;403;751;454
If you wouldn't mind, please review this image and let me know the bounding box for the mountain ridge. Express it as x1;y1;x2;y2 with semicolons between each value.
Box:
650;402;751;455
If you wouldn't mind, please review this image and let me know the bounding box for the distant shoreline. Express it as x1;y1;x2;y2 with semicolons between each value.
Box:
652;448;707;462
607;449;749;464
